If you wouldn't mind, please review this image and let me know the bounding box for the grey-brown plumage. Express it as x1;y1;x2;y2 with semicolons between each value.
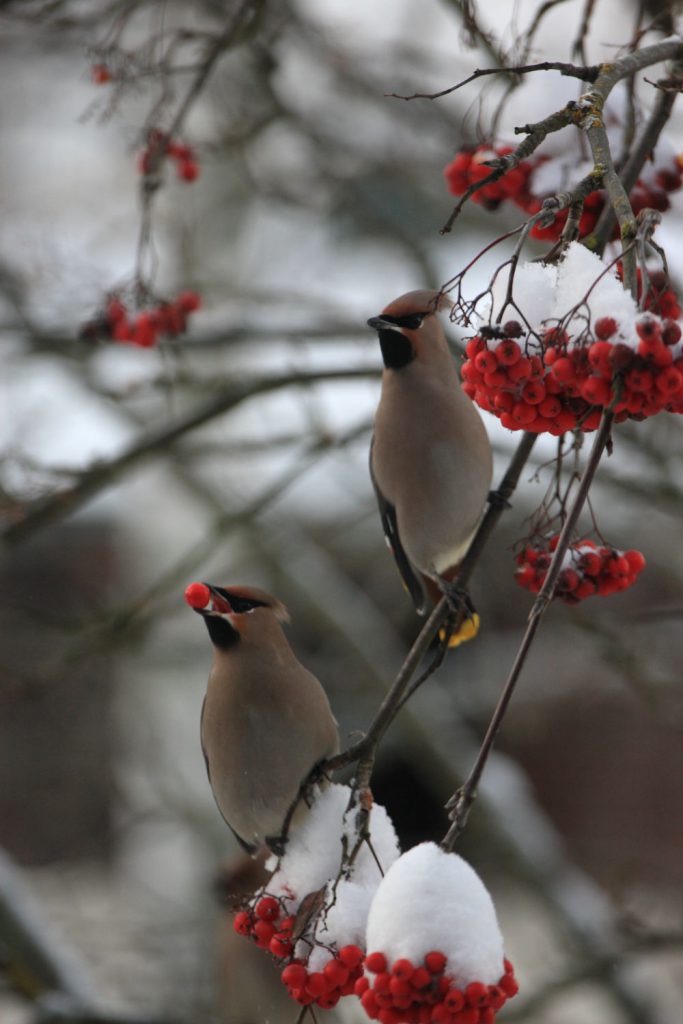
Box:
368;289;493;615
191;584;339;854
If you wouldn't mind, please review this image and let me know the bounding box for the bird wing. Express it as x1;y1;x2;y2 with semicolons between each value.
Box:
369;436;428;615
200;696;259;856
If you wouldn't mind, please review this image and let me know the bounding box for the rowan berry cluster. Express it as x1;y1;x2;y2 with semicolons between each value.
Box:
461;305;683;434
138;129;200;181
443;146;538;212
234;894;366;1009
444;144;683;240
280;945;365;1010
515;535;646;603
356;951;518;1024
96;291;201;347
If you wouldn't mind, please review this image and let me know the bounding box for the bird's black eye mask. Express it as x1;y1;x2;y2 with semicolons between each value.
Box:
376;312;428;330
210;586;268;615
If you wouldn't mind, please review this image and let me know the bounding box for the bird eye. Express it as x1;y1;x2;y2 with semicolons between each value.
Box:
224;593;266;614
398;313;426;330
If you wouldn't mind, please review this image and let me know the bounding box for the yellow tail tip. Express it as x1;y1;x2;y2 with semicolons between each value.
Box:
440;612;480;648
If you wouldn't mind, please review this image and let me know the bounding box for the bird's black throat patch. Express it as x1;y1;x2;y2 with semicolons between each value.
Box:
202;614;239;649
377;328;415;370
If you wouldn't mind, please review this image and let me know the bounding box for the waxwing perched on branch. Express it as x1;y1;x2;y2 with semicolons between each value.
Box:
368;290;493;644
185;582;339;855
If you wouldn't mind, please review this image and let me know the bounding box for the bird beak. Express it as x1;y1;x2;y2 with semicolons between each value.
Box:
205;585;235;616
367;316;395;331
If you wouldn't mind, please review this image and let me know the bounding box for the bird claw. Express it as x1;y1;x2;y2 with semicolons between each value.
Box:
436;580;480;649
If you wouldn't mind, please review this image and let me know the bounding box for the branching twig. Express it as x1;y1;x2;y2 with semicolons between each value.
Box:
441;407;616;849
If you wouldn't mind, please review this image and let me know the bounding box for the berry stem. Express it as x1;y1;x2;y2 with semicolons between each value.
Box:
442;407;615;850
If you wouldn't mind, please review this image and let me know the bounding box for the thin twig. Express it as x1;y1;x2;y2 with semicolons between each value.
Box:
441;408;615;849
387;60;598;101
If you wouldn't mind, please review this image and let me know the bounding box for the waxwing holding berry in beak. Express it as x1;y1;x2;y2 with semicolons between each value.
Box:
185;583;339;855
368;290;493;644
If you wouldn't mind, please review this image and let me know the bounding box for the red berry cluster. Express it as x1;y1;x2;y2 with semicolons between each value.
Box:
281;945;365;1011
462;309;683;434
356;951;518;1024
233;895;296;959
444;146;683;241
234;897;365;1010
444;146;540;212
515;535;646;603
138;129;200;181
103;291;201;347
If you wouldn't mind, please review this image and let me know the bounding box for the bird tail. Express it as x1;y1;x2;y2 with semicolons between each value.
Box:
439;611;480;648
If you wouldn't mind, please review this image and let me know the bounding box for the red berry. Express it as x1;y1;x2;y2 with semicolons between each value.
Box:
253;920;275;946
392;959;414;980
444;988;465;1012
594;316;618;339
496;340;522;366
465;336;485;358
389;976;411;998
361;990;380;1018
411;967;431;989
424;951;447;975
581;376;612;406
503;320;523;338
323;958;349;987
636;315;660;340
355;976;370;995
539;396;562;418
625;368;654;393
488;985;506;1010
132;311;157;348
465;981;489;1007
511;401;536;425
184;581;210;608
507;356;533;381
366;952;388;974
588;340;613;372
91;64;111;84
662;321;682;346
305;972;328;997
522;380;546;404
282;963;307;989
550;356;576;383
373;971;391;993
474;350;498;374
624;549;646;573
178;158;200;181
177;290;201;312
106;297;127;324
255;896;279;921
269;935;292;958
233;910;252;936
656;367;682;393
500;975;519;996
559;568;580;593
339;944;363;968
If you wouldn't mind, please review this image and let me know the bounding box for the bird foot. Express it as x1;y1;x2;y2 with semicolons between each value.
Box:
436;580;480;649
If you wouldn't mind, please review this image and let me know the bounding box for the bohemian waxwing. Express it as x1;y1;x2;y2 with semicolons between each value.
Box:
185;582;339;854
368;289;493;639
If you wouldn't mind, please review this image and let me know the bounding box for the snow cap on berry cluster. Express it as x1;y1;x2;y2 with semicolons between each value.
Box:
481;243;638;348
267;783;400;907
366;843;505;987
